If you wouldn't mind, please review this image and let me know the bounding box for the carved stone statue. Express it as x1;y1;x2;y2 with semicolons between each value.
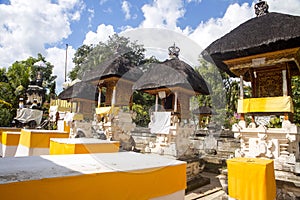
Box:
255;0;269;17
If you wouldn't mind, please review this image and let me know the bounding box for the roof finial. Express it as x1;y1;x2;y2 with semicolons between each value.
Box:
254;0;269;17
168;43;180;58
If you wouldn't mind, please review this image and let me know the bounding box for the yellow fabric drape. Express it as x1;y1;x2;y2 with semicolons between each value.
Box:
95;106;120;116
227;157;276;200
238;96;293;113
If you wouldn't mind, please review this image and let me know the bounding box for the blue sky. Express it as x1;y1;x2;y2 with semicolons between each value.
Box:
64;0;254;49
0;0;299;92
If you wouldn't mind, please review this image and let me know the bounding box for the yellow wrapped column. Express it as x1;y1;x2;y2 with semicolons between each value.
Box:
227;157;276;200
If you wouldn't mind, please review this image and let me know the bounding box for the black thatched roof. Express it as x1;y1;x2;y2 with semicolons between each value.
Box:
133;58;209;95
192;106;216;115
82;56;143;82
202;12;300;75
58;81;97;101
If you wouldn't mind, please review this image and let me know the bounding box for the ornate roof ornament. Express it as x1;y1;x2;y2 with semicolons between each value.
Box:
168;43;180;58
255;0;269;17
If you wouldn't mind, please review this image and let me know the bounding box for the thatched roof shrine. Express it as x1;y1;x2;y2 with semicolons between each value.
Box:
202;12;300;76
82;56;143;84
58;81;97;102
133;58;209;95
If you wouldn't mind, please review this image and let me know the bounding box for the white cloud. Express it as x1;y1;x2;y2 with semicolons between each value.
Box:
185;0;202;3
122;1;131;20
189;3;254;49
140;0;185;31
83;24;115;45
188;0;300;49
88;8;95;28
45;46;76;94
99;0;108;5
0;0;84;68
103;7;112;13
267;0;300;16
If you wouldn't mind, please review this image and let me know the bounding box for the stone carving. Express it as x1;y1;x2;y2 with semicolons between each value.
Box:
255;0;269;17
233;120;300;172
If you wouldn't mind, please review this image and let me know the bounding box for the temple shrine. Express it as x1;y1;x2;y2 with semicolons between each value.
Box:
133;43;209;157
203;0;300;198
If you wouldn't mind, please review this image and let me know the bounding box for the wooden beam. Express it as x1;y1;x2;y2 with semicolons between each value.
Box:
223;47;300;76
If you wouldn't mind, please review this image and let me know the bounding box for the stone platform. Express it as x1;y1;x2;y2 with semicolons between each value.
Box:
0;152;186;200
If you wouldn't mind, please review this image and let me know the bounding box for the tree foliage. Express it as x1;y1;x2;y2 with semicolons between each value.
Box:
195;58;252;128
0;54;56;126
292;76;300;126
70;34;145;80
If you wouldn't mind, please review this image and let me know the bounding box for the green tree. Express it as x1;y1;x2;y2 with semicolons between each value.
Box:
70;44;93;81
292;76;300;126
0;54;57;126
195;58;251;128
70;34;145;80
195;59;227;127
0;68;14;126
132;91;155;127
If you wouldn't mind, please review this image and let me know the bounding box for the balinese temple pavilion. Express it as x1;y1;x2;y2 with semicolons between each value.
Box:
82;55;143;110
133;44;209;157
82;54;143;140
202;0;300;198
57;81;97;120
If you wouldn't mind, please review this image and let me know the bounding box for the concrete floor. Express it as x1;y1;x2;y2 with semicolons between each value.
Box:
185;172;227;200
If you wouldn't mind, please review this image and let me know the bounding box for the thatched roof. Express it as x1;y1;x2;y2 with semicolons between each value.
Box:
133;58;209;95
82;56;143;82
192;106;216;115
58;81;97;101
202;12;300;75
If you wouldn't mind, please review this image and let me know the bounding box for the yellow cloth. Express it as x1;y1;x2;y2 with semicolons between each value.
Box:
95;106;119;116
50;99;71;112
18;130;69;148
238;96;293;113
2;132;21;146
227;157;276;200
0;160;186;200
49;140;120;155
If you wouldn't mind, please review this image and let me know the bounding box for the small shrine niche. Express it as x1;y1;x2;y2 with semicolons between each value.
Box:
26;61;46;106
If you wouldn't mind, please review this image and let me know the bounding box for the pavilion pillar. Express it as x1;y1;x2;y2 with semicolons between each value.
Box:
282;70;288;96
239;75;246;128
240;75;244;99
155;94;158;112
97;87;102;108
282;69;289;121
111;86;116;109
174;91;178;112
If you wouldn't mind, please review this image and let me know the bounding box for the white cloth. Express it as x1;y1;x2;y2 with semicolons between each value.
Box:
15;108;43;125
150;112;171;134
